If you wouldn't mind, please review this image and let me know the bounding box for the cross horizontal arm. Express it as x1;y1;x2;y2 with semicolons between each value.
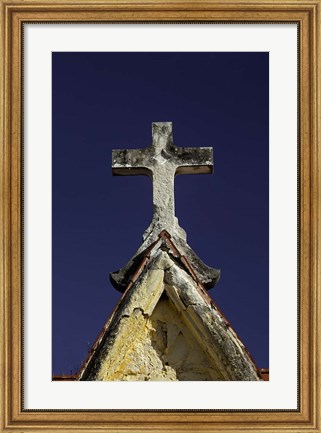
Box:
112;148;151;176
173;147;213;175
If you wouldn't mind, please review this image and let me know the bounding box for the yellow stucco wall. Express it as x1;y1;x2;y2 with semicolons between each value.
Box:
83;252;261;382
99;295;224;381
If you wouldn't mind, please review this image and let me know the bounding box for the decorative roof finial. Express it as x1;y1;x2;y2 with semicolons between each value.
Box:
111;122;220;291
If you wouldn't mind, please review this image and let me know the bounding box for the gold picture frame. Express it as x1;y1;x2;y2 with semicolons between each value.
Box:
0;0;320;431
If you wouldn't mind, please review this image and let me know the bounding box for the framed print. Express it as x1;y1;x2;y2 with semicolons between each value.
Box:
51;50;269;385
1;0;320;432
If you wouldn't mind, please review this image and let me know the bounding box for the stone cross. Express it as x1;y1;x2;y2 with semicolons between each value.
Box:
112;122;213;240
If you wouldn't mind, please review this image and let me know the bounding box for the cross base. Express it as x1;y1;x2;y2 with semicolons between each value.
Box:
110;230;220;292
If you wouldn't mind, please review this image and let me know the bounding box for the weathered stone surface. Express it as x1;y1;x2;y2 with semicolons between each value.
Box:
80;250;261;381
111;122;220;291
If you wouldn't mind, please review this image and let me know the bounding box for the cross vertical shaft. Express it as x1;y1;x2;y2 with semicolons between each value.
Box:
149;123;178;237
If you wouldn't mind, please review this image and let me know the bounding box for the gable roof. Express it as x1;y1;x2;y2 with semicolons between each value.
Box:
77;231;262;381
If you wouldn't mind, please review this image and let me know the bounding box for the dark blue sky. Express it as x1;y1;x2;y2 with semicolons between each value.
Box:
52;52;269;376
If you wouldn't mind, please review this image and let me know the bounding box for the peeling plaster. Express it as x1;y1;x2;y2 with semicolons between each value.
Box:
80;251;261;381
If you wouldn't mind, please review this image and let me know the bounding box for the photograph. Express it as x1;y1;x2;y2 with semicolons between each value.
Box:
52;52;269;382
